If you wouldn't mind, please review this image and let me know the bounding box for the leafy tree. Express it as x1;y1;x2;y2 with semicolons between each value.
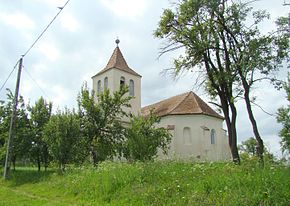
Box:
277;74;290;155
44;109;82;172
154;0;289;164
238;137;257;156
28;97;52;171
78;85;132;165
122;114;172;162
238;137;275;163
0;99;8;164
223;8;288;165
155;0;241;163
0;89;31;169
11;95;31;170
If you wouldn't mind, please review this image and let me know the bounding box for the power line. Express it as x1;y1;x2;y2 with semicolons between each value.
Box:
0;60;20;94
19;0;71;100
22;65;50;101
22;0;71;58
1;0;70;96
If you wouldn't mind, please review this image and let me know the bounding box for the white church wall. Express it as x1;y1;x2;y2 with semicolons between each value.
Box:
157;114;231;161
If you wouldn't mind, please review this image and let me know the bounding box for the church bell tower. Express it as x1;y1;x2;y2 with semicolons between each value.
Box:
91;39;142;120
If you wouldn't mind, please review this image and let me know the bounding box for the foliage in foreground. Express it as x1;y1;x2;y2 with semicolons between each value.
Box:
1;86;172;171
0;90;31;169
28;97;53;171
276;74;290;155
123;114;172;161
238;137;275;161
78;85;132;165
43;109;84;172
0;161;289;206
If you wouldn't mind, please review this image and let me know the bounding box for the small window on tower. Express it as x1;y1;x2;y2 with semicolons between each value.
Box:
210;129;216;144
120;76;125;88
183;127;192;145
104;77;108;90
129;79;134;96
97;80;101;93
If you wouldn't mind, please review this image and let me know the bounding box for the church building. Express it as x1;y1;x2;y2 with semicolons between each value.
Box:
92;40;231;161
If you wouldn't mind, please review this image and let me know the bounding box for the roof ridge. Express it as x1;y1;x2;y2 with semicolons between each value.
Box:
142;92;187;110
191;92;203;113
191;92;224;119
168;92;191;115
141;91;224;119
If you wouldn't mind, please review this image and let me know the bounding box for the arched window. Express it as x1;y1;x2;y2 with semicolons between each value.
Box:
97;80;101;93
210;129;216;144
104;77;108;90
120;76;125;88
183;127;192;145
129;79;134;96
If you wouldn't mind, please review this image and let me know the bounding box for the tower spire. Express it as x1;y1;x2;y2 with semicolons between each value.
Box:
115;37;120;47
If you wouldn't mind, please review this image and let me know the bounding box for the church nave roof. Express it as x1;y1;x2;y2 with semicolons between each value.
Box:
141;92;224;119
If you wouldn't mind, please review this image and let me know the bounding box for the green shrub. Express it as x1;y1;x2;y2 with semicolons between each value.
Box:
122;114;172;162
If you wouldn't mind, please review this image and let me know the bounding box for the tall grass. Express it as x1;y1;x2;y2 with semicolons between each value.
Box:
0;160;289;205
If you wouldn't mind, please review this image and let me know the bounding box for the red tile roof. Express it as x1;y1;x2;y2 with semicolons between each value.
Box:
141;92;224;119
92;46;141;78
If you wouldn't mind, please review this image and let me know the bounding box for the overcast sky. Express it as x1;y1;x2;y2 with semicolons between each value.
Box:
0;0;289;157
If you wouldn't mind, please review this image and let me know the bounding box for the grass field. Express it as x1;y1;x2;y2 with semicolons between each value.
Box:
0;160;289;206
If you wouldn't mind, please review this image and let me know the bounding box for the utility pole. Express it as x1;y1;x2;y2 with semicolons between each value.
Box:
3;57;23;180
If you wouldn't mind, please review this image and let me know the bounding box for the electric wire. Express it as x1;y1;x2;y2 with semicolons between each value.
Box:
1;0;70;96
20;0;70;101
22;0;70;58
22;65;50;101
0;60;20;94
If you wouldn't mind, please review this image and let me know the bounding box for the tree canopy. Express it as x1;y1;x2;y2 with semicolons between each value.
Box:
277;74;290;155
123;113;172;162
44;109;82;172
28;97;52;171
78;85;132;165
154;0;289;164
0;89;30;169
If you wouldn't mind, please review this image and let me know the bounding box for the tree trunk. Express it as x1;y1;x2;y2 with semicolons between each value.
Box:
12;155;16;171
224;115;240;163
229;101;240;164
58;163;65;174
91;148;98;166
243;84;264;165
219;93;240;164
43;145;49;171
202;53;240;164
58;163;61;172
43;149;49;171
37;156;41;172
230;122;240;164
238;69;264;165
